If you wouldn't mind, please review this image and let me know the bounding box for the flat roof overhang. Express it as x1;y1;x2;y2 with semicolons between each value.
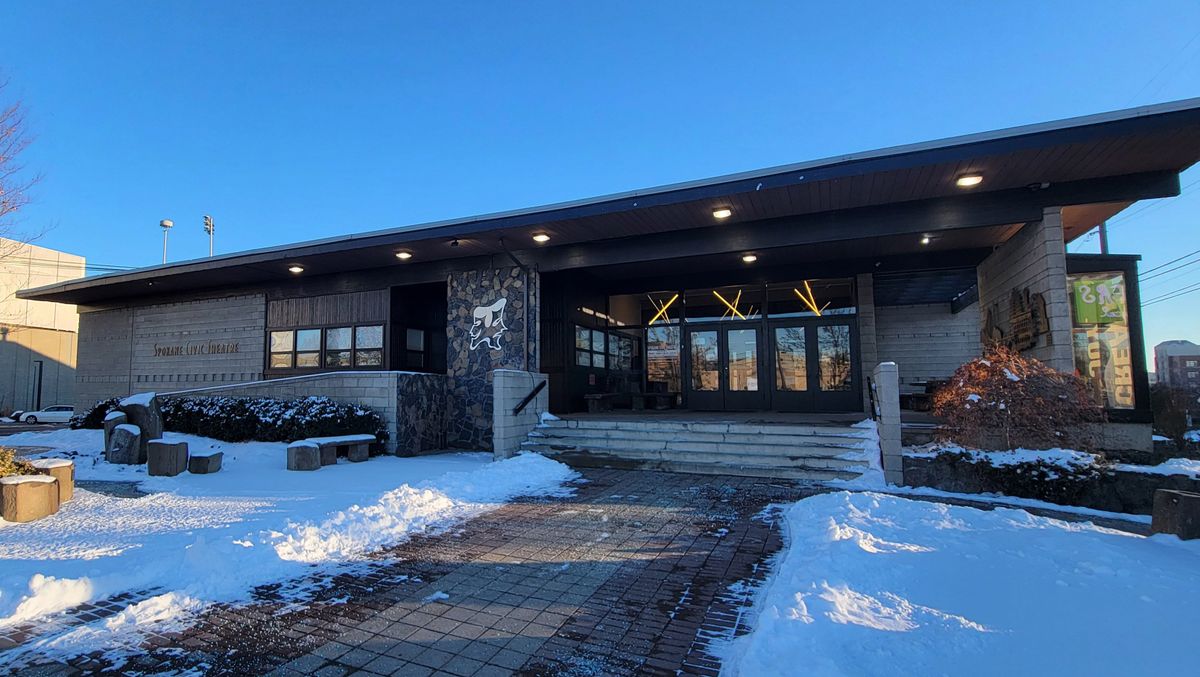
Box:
19;97;1200;306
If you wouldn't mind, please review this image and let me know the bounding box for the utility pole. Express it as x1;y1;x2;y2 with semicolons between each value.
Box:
203;215;215;256
1098;221;1109;255
160;219;174;264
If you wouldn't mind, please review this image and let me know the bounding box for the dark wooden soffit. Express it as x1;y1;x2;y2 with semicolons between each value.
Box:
20;98;1200;306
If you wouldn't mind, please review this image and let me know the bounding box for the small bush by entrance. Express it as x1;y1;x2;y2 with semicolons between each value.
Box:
932;345;1103;451
72;395;387;444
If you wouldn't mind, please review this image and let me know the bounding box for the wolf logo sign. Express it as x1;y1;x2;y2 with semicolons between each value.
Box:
469;298;508;351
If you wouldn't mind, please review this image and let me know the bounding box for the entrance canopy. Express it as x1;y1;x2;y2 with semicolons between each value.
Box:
20;98;1200;306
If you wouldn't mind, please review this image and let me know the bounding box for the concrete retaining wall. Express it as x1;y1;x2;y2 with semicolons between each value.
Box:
492;369;549;459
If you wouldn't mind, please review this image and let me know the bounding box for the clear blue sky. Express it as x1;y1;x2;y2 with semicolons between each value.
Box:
2;1;1198;367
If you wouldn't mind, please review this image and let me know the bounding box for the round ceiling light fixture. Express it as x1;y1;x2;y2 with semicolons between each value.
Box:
920;235;932;245
741;253;758;263
288;265;305;274
713;207;733;219
532;232;551;243
396;251;413;260
955;174;983;188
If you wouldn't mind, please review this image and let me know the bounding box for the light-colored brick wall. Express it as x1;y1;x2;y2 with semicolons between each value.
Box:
977;207;1073;371
492;369;549;459
166;372;404;452
876;301;981;384
76;307;134;409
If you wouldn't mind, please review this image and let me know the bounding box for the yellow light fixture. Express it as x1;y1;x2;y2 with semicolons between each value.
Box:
647;293;679;325
955;174;983;188
288;265;304;274
741;253;757;263
920;235;931;245
793;282;823;317
532;232;551;243
396;251;413;260
712;207;732;219
712;290;747;320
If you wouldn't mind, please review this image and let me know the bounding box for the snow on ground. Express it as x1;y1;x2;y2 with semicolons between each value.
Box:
0;428;578;664
1115;457;1200;479
904;443;1097;472
719;491;1200;676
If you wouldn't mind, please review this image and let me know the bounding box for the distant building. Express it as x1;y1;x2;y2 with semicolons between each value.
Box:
0;238;84;414
1154;340;1200;391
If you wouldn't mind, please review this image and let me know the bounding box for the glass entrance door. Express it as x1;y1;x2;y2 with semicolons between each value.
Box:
769;318;859;411
684;325;765;410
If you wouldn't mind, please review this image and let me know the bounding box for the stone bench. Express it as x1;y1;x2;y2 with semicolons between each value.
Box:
305;434;375;464
1;475;60;523
30;458;74;503
189;450;223;474
287;441;322;471
148;440;189;477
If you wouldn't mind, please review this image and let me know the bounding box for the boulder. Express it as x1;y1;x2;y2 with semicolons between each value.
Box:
287;441;321;471
107;424;142;465
119;392;163;462
103;410;128;454
188;451;223;474
1152;489;1200;540
147;440;189;477
1;475;60;523
30;458;74;503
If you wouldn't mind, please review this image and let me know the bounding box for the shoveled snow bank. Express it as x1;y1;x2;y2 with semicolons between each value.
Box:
1115;457;1200;479
904;443;1097;472
719;492;1200;676
0;428;578;664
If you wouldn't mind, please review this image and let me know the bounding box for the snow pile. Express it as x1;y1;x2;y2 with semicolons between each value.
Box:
0;428;579;664
904;443;1098;472
1116;457;1200;479
274;453;577;562
719;492;1200;676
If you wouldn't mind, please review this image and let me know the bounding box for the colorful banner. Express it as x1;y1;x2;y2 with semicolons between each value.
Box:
1071;273;1127;325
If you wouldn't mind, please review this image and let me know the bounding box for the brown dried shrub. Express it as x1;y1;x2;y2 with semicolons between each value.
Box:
932;345;1104;452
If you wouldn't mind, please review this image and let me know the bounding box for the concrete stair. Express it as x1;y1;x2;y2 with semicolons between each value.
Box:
522;417;877;481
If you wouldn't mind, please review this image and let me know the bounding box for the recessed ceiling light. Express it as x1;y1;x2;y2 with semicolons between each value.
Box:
956;174;983;188
532;233;551;243
920;235;932;245
396;251;413;260
741;253;758;263
713;208;733;219
288;265;304;274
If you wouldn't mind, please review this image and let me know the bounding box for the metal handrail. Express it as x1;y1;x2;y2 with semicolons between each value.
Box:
512;380;547;416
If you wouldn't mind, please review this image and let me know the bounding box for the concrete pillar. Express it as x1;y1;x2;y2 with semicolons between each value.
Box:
857;273;879;412
872;361;903;485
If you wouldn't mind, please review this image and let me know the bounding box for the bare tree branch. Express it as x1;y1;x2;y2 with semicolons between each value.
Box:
0;78;40;254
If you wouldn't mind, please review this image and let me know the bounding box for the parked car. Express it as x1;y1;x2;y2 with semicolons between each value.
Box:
21;405;75;424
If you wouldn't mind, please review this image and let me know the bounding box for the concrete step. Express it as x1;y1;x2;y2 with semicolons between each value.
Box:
522;434;864;458
538;449;858;481
521;441;868;470
541;418;871;440
530;425;866;448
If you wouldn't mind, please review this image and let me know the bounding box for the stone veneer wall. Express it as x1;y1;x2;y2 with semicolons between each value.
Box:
166;371;447;455
976;208;1073;371
445;266;539;450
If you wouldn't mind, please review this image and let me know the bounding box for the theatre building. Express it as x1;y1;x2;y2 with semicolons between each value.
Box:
19;99;1200;473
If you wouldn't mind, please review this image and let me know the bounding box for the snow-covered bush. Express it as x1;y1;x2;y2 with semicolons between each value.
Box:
69;397;121;429
72;395;387;443
0;447;35;477
932;345;1103;452
159;395;388;443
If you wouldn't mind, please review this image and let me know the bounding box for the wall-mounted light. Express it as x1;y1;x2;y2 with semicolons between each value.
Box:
396;251;413;260
713;207;732;219
955;174;983;188
741;253;758;263
532;232;551;243
288;265;305;274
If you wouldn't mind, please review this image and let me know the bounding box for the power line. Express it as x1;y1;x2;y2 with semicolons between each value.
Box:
1141;248;1200;275
1127;28;1200;105
1143;280;1200;305
1141;255;1200;281
1108;177;1200;228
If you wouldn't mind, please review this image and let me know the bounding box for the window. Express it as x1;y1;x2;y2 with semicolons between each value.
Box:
1188;360;1198;368
405;328;426;368
1067;272;1134;409
575;324;611;369
268;325;384;371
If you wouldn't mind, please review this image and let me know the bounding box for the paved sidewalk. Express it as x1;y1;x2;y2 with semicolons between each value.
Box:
11;469;816;676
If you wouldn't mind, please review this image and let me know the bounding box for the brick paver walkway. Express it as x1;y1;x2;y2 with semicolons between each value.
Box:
8;469;816;676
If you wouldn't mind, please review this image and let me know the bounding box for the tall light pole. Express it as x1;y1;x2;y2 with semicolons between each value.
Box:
160;219;173;264
203;215;215;257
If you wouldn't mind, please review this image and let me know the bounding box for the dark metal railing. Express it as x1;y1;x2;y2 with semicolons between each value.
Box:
512;379;548;416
